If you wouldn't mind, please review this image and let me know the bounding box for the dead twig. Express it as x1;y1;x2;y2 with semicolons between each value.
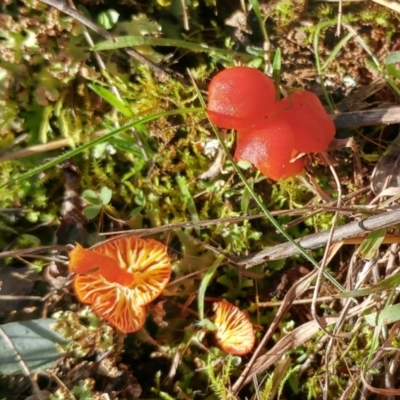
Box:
370;0;400;14
336;0;343;36
231;269;319;394
0;295;44;301
310;151;342;400
236;297;375;390
235;207;400;266
331;106;400;128
0;245;69;259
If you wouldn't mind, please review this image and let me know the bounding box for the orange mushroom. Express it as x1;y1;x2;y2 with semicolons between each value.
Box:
69;237;171;334
69;243;135;286
207;66;276;130
213;301;255;356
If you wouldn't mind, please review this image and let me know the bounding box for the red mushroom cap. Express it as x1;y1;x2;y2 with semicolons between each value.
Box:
235;116;304;180
270;91;335;153
207;66;276;130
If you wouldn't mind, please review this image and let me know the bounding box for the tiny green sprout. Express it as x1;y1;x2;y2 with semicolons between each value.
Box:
53;308;115;357
229;355;242;367
71;379;96;400
152;370;162;392
79;307;104;329
193;318;216;331
16;233;41;248
97;9;120;30
317;3;333;18
82;186;112;219
273;0;297;27
236;159;252;170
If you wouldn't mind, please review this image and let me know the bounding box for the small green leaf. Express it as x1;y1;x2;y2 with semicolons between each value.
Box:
99;187;112;205
365;304;400;326
358;228;386;260
0;319;68;374
130;206;144;217
134;190;146;206
387;64;400;80
241;187;252;213
93;142;109;158
82;189;101;205
336;274;400;298
108;135;146;157
272;48;282;83
83;205;101;219
194;318;216;331
236;159;252;170
18;233;41;248
386;51;400;65
88;84;132;117
0;222;18;234
97;9;119;30
176;176;199;231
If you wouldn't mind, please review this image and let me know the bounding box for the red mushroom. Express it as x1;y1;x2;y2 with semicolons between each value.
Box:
207;66;276;130
235;115;305;181
206;67;336;181
69;237;171;334
269;90;335;153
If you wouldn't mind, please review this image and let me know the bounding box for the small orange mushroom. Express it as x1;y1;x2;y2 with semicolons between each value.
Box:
213;301;255;356
69;237;171;334
69;243;135;286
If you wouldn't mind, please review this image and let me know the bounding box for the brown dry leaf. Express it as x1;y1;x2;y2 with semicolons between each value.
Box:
0;265;35;318
25;390;52;400
250;317;338;377
151;300;168;328
371;133;400;195
232;269;319;393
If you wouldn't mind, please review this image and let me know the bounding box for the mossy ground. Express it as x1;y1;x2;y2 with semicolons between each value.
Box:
1;0;400;399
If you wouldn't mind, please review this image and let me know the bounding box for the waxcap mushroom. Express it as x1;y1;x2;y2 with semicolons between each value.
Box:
270;90;335;153
235;115;305;181
69;243;135;286
207;66;276;130
213;300;255;356
69;237;171;333
207;67;336;181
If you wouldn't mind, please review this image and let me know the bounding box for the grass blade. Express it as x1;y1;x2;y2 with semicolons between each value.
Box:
198;254;225;321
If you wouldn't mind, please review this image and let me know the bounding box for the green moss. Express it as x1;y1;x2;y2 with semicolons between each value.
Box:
273;0;298;28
